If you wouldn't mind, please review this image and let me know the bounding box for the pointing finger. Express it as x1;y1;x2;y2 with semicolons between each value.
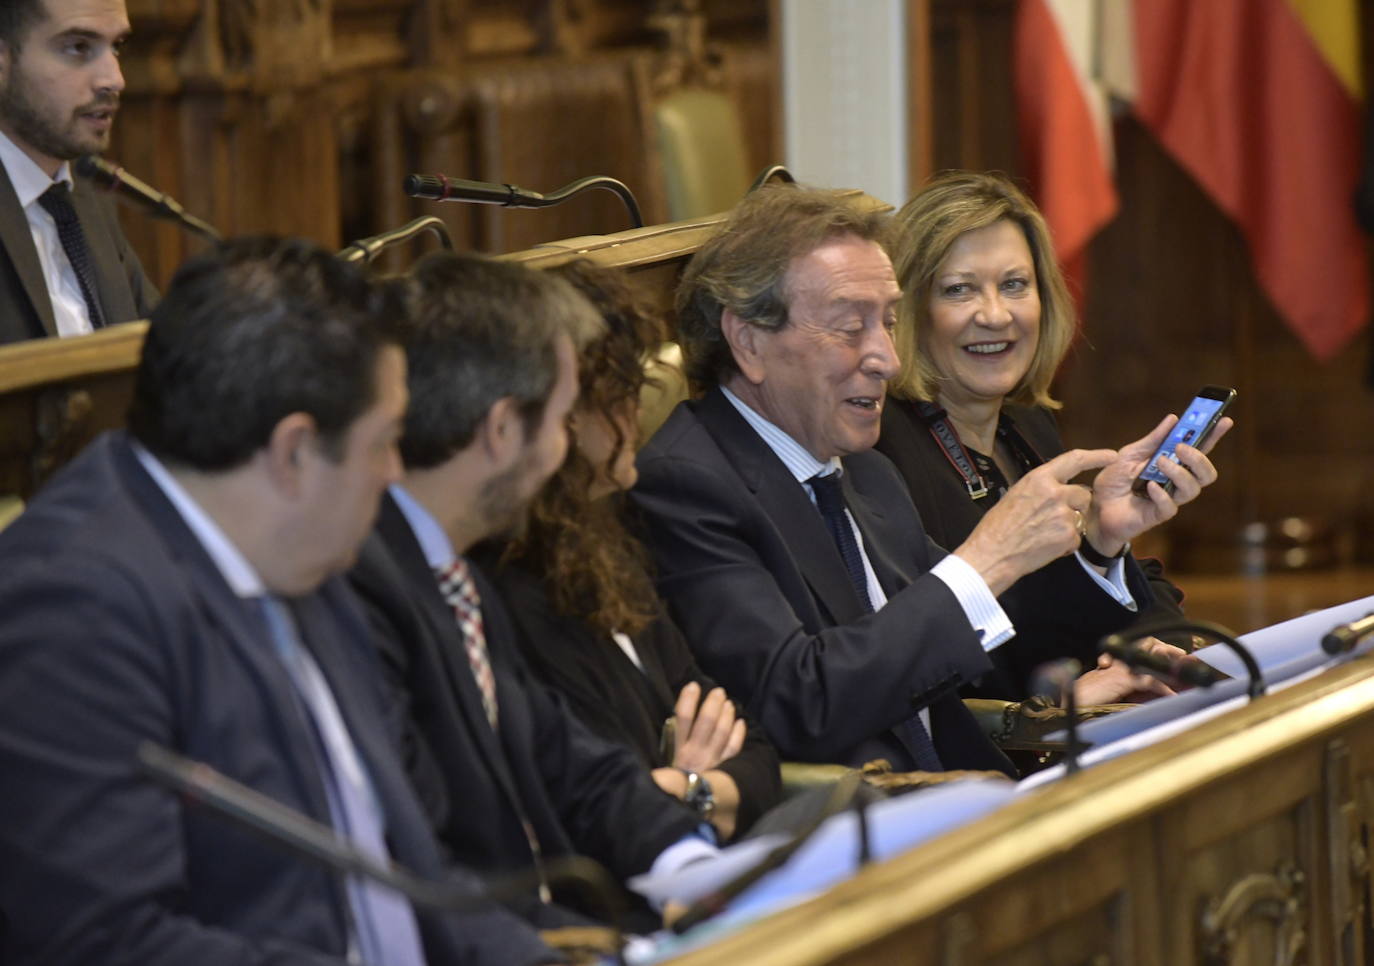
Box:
1042;448;1117;483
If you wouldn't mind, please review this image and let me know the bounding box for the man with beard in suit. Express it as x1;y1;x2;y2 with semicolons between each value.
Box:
0;0;156;343
347;251;713;933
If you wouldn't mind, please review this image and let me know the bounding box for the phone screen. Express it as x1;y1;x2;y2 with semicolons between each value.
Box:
1136;394;1227;489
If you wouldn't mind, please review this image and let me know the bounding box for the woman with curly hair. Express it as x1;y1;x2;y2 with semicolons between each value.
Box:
479;259;781;841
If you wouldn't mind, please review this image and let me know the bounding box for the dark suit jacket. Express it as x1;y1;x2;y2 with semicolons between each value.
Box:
632;389;1152;774
876;398;1186;699
0;162;157;343
478;555;782;837
346;495;702;922
0;433;556;965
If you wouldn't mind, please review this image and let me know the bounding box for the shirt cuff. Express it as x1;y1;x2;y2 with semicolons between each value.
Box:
931;554;1014;651
645;833;720;908
1073;551;1139;611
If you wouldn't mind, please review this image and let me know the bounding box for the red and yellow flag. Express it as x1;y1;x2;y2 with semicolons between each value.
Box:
1016;0;1369;359
1132;0;1367;360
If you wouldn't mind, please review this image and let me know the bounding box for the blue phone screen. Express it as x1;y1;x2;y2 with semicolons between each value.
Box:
1138;396;1225;486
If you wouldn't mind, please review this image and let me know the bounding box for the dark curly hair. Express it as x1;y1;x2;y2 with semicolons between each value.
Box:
501;260;666;637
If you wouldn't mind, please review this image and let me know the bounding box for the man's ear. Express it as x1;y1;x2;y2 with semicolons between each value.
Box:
476;397;525;469
263;412;318;498
720;309;767;385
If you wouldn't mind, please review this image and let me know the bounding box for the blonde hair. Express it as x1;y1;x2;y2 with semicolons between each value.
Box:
890;171;1077;408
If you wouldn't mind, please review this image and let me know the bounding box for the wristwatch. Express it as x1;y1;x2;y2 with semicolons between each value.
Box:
682;770;715;821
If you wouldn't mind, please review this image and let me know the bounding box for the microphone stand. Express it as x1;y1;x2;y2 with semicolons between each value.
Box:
748;164;797;192
404;173;644;229
1030;659;1085;775
337;216;454;265
1099;618;1266;701
670;769;868;935
138;742;628;965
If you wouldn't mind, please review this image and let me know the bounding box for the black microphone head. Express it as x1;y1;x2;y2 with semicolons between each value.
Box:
1173;658;1225;688
74;153;116;186
404;174;445;200
1323;628;1356;655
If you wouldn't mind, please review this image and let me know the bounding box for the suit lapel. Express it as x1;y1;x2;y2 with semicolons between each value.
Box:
696;389;869;625
373;496;528;811
289;586;438;869
0;162;57;336
111;436;336;822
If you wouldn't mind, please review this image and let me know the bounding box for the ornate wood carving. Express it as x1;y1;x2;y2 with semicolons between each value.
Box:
31;389;93;492
1326;740;1370;965
1197;862;1307;966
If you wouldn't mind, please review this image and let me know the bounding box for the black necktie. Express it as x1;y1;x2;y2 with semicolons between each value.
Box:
808;471;873;610
38;183;106;329
808;470;943;772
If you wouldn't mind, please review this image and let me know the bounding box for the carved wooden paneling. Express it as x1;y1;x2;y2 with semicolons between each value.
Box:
109;1;771;282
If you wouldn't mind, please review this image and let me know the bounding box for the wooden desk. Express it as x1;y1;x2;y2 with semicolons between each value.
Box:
668;651;1374;964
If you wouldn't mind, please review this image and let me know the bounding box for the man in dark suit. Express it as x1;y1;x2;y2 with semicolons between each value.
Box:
346;252;711;931
0;239;562;965
632;186;1227;774
0;0;156;343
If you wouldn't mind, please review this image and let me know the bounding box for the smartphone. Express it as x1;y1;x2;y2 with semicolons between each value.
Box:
1132;386;1236;496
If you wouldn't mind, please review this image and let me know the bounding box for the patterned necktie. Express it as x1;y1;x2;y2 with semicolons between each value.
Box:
808;471;943;772
434;558;499;729
259;597;427;966
38;183;106;329
432;559;551;902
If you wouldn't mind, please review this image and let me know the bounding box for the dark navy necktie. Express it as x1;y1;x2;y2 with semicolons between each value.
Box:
808;470;944;772
808;471;872;610
38;183;106;329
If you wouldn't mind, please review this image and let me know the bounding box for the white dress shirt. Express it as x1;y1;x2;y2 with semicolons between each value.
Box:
0;131;96;337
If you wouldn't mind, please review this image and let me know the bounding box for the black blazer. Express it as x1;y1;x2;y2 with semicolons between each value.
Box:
877;398;1186;698
0;433;555;966
633;389;1152;774
479;556;783;837
0;163;157;343
347;495;702;922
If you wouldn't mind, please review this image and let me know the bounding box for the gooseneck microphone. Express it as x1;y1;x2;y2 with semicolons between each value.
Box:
337;215;454;265
137;742;627;963
1099;640;1227;688
670;768;870;935
75;155;222;241
1321;612;1374;655
1030;658;1085;774
404;173;644;229
1099;618;1264;700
